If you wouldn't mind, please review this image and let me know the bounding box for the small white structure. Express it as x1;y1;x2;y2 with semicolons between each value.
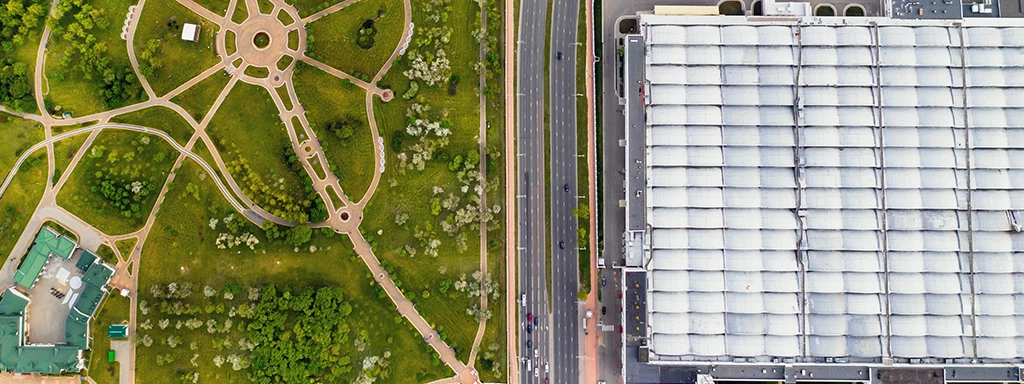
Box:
181;23;200;42
762;0;812;15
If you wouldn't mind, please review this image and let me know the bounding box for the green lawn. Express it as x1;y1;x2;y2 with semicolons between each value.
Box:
0;148;46;261
52;132;89;185
86;294;130;384
307;0;404;80
284;0;345;18
116;237;138;258
358;0;494;364
170;71;231;122
193;0;231;16
44;0;145;117
134;158;451;383
57;129;178;235
205;81;312;223
242;65;269;78
134;0;221;96
292;62;373;203
111;106;195;146
256;0;274;15
231;0;248;23
0;114;44;177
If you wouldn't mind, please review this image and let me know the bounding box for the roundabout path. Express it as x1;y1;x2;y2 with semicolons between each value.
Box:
0;0;491;381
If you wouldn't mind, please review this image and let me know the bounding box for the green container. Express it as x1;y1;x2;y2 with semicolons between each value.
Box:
108;350;115;363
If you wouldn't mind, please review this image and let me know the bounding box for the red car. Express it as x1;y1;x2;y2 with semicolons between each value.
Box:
527;313;533;322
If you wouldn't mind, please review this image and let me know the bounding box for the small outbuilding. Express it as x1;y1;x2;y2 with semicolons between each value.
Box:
181;23;200;42
108;324;128;339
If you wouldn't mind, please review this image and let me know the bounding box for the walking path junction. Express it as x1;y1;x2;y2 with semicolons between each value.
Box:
0;0;503;381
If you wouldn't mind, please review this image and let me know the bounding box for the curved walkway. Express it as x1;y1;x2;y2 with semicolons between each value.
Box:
0;0;496;381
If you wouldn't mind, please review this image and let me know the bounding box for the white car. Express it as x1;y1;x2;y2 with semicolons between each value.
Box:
521;293;526;306
545;363;549;373
534;348;538;358
534;367;539;377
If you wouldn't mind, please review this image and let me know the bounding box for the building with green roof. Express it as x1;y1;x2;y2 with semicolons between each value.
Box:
13;227;78;289
107;325;127;339
0;227;119;375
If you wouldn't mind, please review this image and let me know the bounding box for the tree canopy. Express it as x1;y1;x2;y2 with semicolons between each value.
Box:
247;285;357;383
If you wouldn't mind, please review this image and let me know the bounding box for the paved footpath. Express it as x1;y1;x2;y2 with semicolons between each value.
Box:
0;0;504;381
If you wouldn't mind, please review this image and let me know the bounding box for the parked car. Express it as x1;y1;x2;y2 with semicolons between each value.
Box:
601;277;607;286
602;306;607;315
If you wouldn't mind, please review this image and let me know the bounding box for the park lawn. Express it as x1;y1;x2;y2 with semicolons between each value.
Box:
44;0;144;117
170;71;231;122
96;244;118;264
111;106;195;146
52;132;89;185
205;81;313;223
85;294;130;384
134;158;451;383
364;100;482;364
307;0;403;80
256;0;274;15
0;19;46;114
230;0;248;23
193;0;231;16
115;237;137;258
0;148;46;262
134;0;221;96
292;63;373;203
57;129;178;235
357;0;490;364
284;0;344;18
0;114;44;177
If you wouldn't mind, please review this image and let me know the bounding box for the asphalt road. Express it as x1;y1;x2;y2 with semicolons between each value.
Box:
516;0;551;380
548;0;582;381
594;0;719;382
517;0;583;378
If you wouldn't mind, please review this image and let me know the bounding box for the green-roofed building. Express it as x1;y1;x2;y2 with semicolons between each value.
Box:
0;227;120;375
107;325;127;339
13;227;79;289
74;250;98;272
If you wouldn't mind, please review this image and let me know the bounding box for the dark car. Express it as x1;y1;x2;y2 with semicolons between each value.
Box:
601;277;607;286
556;52;563;60
564;183;569;192
559;241;565;249
602;306;607;315
527;340;532;349
527;325;532;334
533;317;538;326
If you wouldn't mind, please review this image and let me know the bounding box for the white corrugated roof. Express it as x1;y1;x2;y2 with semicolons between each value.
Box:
640;17;1024;363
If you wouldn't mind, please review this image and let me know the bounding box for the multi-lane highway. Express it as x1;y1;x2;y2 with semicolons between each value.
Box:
516;0;551;380
517;0;582;379
548;0;582;381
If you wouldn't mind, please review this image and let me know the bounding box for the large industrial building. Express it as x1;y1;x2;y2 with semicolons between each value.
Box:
621;14;1024;383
